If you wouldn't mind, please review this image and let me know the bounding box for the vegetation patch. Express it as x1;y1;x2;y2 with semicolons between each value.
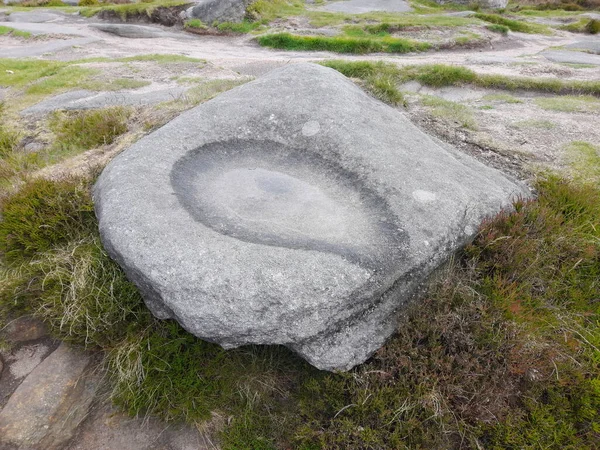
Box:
534;95;600;112
79;0;189;20
0;26;33;39
1;175;599;448
474;13;552;34
566;141;600;183
487;23;510;34
322;60;600;97
561;18;600;33
483;93;523;103
258;32;431;54
48;106;131;152
421;95;477;129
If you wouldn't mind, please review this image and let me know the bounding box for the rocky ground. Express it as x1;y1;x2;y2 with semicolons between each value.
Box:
0;1;599;448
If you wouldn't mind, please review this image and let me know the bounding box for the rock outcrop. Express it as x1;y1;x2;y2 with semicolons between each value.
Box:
94;63;528;371
186;0;250;24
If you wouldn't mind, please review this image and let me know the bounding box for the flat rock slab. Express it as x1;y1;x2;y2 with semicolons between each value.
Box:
565;40;600;55
0;21;84;35
94;63;527;371
321;0;412;13
0;36;99;58
542;50;600;66
6;11;62;22
89;23;189;39
66;402;211;450
22;85;188;114
0;343;100;450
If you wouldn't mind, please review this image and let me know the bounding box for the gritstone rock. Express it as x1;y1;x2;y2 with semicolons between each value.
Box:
94;63;528;371
186;0;249;24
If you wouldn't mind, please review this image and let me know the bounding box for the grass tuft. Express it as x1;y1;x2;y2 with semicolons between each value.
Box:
475;13;551;34
48;106;131;152
421;95;477;129
534;95;600;112
565;141;600;183
0;26;33;39
257;33;430;54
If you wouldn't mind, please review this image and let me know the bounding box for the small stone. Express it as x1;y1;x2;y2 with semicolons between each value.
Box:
1;316;48;343
0;343;100;450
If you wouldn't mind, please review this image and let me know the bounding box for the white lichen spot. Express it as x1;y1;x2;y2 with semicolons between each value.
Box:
302;120;321;137
412;190;437;203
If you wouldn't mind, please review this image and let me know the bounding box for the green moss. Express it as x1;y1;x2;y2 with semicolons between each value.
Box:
258;33;430;54
184;18;207;30
487;23;510;34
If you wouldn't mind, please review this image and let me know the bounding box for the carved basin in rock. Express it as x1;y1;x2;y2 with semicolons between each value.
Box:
94;63;528;371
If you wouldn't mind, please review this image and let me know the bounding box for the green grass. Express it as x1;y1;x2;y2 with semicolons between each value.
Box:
258;32;431;54
474;13;552;34
534;95;600;112
183;19;207;30
421;95;477;129
561;18;600;34
321;60;600;96
512;119;556;129
0;25;32;38
1;175;599;448
49;107;131;153
79;0;189;19
483;93;523;103
566;141;600;183
487;23;510;34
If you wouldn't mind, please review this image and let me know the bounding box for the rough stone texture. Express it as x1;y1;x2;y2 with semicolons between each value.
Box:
0;37;99;58
89;23;188;39
0;343;100;450
542;50;600;66
186;0;249;24
65;402;213;450
321;0;412;13
565;40;600;55
94;63;528;371
6;11;61;22
22;85;188;115
0;316;48;343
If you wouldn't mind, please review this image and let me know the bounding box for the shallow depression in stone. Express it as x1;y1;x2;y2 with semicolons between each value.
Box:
170;139;408;269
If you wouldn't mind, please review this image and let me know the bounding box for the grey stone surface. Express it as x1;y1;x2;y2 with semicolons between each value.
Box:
0;343;100;450
565;40;600;55
94;63;528;371
542;50;600;66
186;0;248;24
66;402;212;450
0;21;83;35
22;85;188;114
0;36;99;58
321;0;412;13
89;23;185;39
6;11;61;22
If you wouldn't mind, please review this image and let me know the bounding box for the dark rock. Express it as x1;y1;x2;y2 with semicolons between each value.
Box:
0;343;100;450
1;316;48;343
94;63;528;371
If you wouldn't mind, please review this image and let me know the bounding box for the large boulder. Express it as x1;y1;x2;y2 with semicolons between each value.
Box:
186;0;249;24
94;63;528;371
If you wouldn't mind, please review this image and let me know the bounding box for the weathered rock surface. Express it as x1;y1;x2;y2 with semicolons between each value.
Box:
0;316;48;343
6;11;62;22
94;63;528;371
321;0;412;13
89;23;188;39
542;50;600;66
186;0;249;24
22;85;188;115
0;343;100;450
565;40;600;55
66;402;212;450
